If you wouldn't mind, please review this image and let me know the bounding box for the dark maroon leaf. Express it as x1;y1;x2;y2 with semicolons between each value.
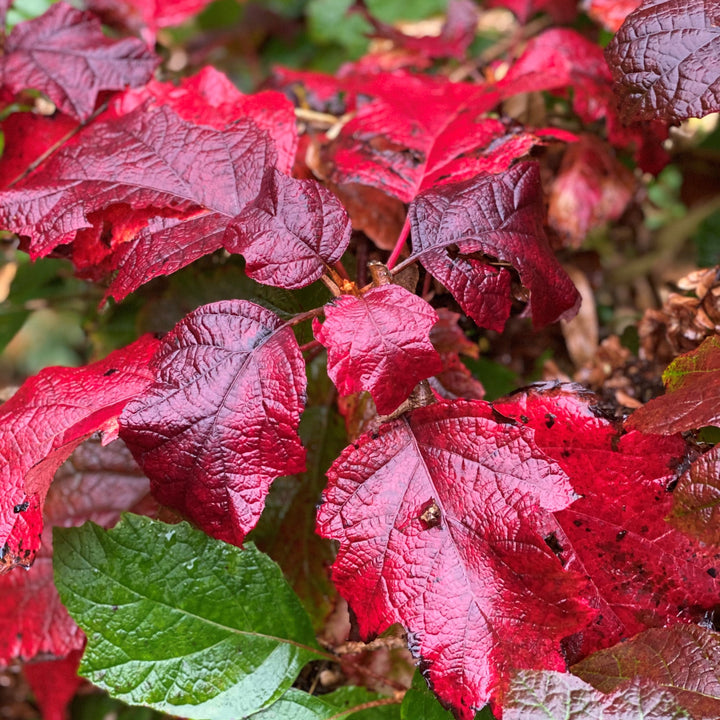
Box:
495;385;720;660
120;300;307;547
0;439;150;663
0;103;277;301
313;285;443;414
0;2;158;121
0;336;158;572
626;335;720;434
408;162;580;331
505;670;688;720
572;625;720;718
317;399;593;719
606;0;720;122
225;168;351;289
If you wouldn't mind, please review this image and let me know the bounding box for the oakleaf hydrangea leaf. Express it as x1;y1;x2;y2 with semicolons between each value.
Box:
53;515;323;719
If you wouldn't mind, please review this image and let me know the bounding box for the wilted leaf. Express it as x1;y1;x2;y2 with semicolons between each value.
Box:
626;335;720;434
496;385;719;660
313;285;443;414
0;336;158;572
572;625;720;718
408;163;580;331
53;515;323;719
0;2;158;121
505;670;688;720
606;0;720;122
120;300;307;547
317;399;593;719
226;168;351;289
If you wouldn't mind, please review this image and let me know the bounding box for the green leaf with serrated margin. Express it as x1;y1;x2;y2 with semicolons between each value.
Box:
53;514;324;720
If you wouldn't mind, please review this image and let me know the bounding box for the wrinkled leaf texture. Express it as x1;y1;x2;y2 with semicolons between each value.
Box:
0;99;280;302
408;163;580;331
626;334;720;434
606;0;720;122
313;284;443;414
226;167;352;289
317;399;593;719
0;335;158;572
572;625;720;718
0;2;158;121
54;516;323;719
495;385;720;660
120;300;306;547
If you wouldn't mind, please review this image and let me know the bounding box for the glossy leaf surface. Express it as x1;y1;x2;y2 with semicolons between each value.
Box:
120;300;307;546
226;168;351;289
0;335;158;572
317;399;592;719
53;515;322;719
496;385;718;659
313;285;443;414
0;2;158;120
408;163;580;331
572;625;720;717
626;335;720;434
606;0;720;122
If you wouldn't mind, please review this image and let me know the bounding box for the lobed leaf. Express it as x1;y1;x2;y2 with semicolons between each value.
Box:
0;2;158;121
313;285;443;414
120;300;307;547
0;335;158;572
625;335;720;434
317;399;593;718
408;163;580;331
606;0;720;122
572;625;720;717
53;515;323;719
226;168;352;289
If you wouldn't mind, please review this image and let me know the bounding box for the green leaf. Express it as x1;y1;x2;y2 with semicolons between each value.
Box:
246;686;401;719
53;514;325;720
401;671;455;719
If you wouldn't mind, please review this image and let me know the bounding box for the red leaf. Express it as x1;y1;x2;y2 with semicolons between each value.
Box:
0;2;158;121
495;385;720;660
586;0;641;31
626;335;720;434
86;0;214;38
487;0;577;23
408;163;580;331
0;439;150;664
316;400;593;718
225;167;351;289
120;300;307;546
0;102;278;301
572;625;720;717
312;285;443;415
0;336;158;572
606;0;720;122
23;650;83;720
548;135;635;247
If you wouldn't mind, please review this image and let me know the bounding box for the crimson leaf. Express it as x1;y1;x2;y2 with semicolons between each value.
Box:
0;2;158;121
606;0;720;123
408;162;580;331
86;0;214;37
0;102;278;302
586;0;641;31
626;335;720;434
316;399;593;719
495;385;719;660
572;625;720;717
313;285;443;414
487;0;577;23
23;651;83;720
120;300;307;547
226;167;352;289
0;335;158;572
